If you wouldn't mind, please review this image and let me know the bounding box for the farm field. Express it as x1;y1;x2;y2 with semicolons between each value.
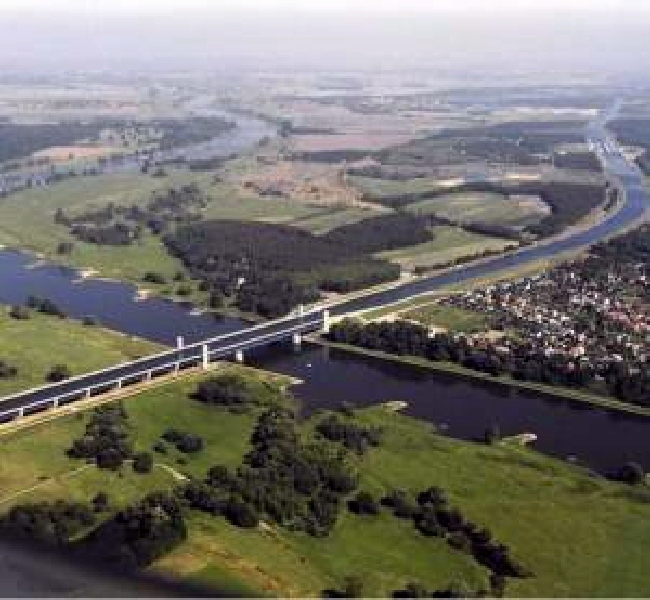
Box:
378;225;512;270
0;306;161;396
0;370;648;597
350;175;463;197
405;192;548;228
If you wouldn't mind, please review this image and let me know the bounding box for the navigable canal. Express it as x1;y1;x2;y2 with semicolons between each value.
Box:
0;249;648;475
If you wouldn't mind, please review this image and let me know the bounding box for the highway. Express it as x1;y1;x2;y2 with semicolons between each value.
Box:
0;109;647;422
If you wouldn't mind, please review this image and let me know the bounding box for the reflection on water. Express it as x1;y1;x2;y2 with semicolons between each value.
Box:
249;343;650;475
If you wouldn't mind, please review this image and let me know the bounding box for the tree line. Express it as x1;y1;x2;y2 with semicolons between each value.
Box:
327;319;650;409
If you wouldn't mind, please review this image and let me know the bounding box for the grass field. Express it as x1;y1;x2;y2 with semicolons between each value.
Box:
0;368;649;596
400;303;491;333
378;225;512;270
288;205;386;234
0;172;201;286
0;307;161;396
406;192;547;228
349;175;458;197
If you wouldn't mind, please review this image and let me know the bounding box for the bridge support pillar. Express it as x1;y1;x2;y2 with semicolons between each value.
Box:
322;309;331;335
146;371;152;382
116;379;123;390
174;362;180;375
17;408;24;419
85;388;91;399
235;349;244;363
292;333;302;348
202;344;209;370
52;398;59;409
298;304;304;317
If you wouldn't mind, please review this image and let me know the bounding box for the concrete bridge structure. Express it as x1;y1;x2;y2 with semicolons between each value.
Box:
0;308;331;423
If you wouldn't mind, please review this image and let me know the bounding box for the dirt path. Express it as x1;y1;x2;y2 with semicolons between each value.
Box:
0;461;188;506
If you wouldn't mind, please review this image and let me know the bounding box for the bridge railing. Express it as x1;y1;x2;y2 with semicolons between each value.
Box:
0;308;326;407
0;316;324;424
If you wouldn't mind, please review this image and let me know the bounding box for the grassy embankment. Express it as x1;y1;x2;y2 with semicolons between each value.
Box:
0;306;162;397
0;368;649;596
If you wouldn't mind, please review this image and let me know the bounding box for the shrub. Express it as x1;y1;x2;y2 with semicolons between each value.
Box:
617;462;645;485
46;364;71;382
8;305;30;320
176;284;193;297
0;360;18;379
142;271;167;284
56;241;74;255
152;440;167;454
417;486;448;507
348;491;380;516
27;296;66;318
162;428;204;453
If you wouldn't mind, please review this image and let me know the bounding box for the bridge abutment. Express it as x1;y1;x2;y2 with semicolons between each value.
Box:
235;349;244;363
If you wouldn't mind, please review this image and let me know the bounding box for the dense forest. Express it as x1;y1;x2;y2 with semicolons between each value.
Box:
163;214;430;317
0;121;112;164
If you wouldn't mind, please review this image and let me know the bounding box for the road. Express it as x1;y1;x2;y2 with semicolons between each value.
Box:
0;107;646;421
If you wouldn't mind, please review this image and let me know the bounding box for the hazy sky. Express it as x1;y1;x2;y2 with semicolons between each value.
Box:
0;0;642;13
0;0;647;76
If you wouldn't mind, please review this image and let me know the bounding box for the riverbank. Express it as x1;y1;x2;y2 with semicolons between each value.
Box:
0;367;648;597
0;306;162;397
311;338;650;418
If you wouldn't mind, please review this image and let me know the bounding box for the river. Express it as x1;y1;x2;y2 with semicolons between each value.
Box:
0;108;647;475
0;249;648;475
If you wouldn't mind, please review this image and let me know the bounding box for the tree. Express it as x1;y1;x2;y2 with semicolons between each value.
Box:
96;448;124;470
226;499;259;528
133;452;153;474
92;492;109;512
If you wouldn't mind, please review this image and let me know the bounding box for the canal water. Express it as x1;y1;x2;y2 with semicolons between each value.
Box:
0;249;648;475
